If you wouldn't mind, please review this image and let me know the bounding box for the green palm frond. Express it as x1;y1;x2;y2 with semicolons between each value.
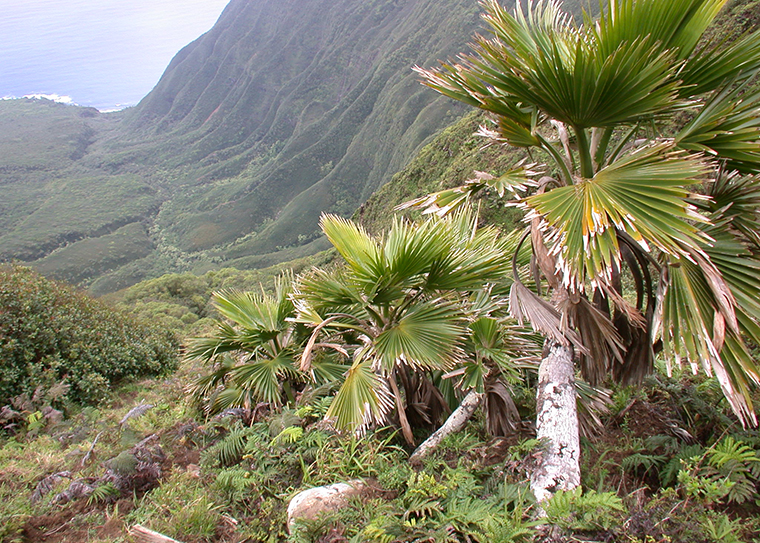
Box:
652;249;760;426
383;216;445;274
207;386;254;415
375;300;466;372
185;324;250;361
679;30;760;96
326;358;394;434
525;143;710;284
320;214;382;282
703;170;760;247
425;216;513;291
701;228;760;425
310;358;350;385
421;0;684;130
188;272;311;413
655;255;726;370
677;82;760;174
229;353;299;406
293;267;365;313
213;289;291;338
594;0;727;61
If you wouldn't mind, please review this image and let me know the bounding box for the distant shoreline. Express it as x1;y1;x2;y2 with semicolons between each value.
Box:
0;94;133;113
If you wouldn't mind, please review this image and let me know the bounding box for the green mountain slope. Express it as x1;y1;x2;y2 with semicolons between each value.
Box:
0;0;586;292
0;0;489;290
114;0;484;254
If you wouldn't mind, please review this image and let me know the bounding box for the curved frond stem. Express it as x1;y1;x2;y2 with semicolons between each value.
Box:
537;133;573;184
574;125;595;178
389;368;415;446
300;314;368;372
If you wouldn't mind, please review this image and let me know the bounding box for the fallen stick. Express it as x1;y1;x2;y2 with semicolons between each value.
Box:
409;390;484;465
129;525;184;543
81;431;103;468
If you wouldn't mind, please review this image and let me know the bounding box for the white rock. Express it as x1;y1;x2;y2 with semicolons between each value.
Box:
286;479;368;532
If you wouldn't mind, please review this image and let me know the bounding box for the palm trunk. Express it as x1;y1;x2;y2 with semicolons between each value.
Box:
530;341;581;503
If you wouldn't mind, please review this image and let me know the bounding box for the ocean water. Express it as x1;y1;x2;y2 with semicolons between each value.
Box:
0;0;230;111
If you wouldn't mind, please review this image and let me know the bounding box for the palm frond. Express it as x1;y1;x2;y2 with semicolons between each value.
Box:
679;30;760;96
213;289;290;337
703;170;760;247
397;162;537;216
654;255;727;371
374;300;466;372
293;267;365;312
676;82;760;174
558;295;625;386
326;358;394;434
524;143;710;285
229;353;299;406
594;0;727;61
320;214;382;282
184;325;250;362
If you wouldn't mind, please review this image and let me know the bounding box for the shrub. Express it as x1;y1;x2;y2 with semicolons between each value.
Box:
0;265;178;406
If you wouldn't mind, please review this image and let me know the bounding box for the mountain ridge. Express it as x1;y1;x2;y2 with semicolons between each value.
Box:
0;0;588;293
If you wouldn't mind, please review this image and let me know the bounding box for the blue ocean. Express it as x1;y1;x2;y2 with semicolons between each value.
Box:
0;0;229;111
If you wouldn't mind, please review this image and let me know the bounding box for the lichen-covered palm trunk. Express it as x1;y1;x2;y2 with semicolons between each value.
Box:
530;342;581;503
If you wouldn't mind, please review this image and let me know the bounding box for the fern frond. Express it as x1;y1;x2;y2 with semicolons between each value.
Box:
87;482;120;505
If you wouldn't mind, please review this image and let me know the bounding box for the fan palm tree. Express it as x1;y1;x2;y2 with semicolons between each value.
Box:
187;273;345;414
294;209;531;445
407;0;760;501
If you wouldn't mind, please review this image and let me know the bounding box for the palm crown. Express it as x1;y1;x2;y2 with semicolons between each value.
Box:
410;0;760;424
293;210;527;442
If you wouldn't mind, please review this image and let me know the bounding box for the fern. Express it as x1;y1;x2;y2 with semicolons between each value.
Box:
621;452;668;478
403;496;443;522
660;444;705;486
87;482;120;505
644;434;682;455
358;520;397;543
214;468;255;503
270;425;304;447
707;436;760;504
204;426;250;467
442;496;495;538
544;487;624;531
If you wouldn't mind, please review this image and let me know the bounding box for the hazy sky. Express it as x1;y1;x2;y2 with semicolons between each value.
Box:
0;0;230;110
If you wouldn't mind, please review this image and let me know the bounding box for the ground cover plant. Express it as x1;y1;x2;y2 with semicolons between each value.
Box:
2;355;759;542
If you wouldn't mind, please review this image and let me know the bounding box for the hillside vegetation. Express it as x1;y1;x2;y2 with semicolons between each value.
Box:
0;0;594;294
0;265;178;406
0;0;482;291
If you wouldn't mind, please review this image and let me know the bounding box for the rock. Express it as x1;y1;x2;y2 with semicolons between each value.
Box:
286;480;369;532
186;464;201;478
42;405;64;425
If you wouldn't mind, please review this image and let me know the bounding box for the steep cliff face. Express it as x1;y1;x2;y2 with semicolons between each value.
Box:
115;0;483;255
